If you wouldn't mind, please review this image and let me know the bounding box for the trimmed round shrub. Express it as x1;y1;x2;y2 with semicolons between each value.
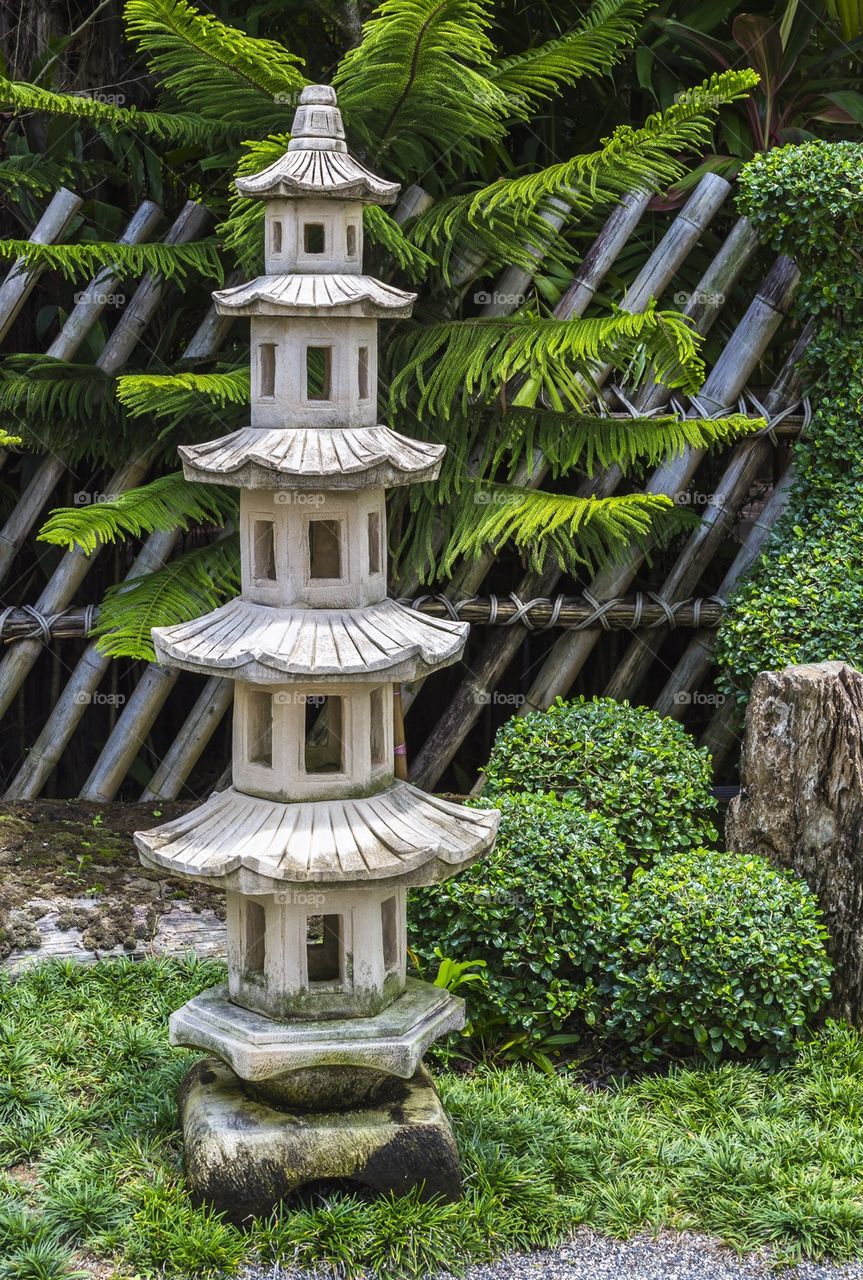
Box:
598;848;832;1061
408;791;626;1039
482;696;717;865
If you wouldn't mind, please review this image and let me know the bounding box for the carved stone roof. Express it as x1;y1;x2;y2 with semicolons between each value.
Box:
213;273;415;318
152;597;467;682
179;426;444;490
135;782;499;887
235;148;400;205
234;84;400;205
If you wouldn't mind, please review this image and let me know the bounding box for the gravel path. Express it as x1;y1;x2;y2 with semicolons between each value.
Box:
245;1231;863;1280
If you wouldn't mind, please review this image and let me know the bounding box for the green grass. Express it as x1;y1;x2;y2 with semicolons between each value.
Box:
2;958;863;1278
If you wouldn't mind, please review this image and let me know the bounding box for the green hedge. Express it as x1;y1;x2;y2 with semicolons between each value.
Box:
716;142;863;697
597;848;832;1061
481;695;717;864
409;791;627;1041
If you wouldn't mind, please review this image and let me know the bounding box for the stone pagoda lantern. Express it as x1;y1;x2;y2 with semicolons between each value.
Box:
135;84;498;1218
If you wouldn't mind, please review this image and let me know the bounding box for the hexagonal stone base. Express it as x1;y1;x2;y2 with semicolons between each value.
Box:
169;978;464;1088
180;1057;461;1221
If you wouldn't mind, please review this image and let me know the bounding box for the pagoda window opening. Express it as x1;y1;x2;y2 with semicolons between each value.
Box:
308;517;342;578
346;223;358;257
369;687;386;765
253;519;276;581
381;897;397;971
259;342;276;398
248;690;273;767
304;222;326;253
306;346;332;401
244;900;266;975
271;219;283;253
307;914;342;983
304;695;344;773
367;509;382;575
357;345;370;399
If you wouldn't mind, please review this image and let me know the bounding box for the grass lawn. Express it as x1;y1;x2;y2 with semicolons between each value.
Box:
3;958;863;1279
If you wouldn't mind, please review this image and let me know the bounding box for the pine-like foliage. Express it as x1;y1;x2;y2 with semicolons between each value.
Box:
440;485;692;573
389;306;705;418
38;473;236;554
92;535;240;659
1;0;765;649
0;239;223;285
123;0;308;133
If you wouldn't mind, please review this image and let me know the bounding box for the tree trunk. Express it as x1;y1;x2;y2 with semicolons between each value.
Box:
726;661;863;1024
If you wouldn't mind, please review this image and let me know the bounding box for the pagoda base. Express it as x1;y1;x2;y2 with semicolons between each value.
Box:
179;1056;461;1221
169;979;464;1101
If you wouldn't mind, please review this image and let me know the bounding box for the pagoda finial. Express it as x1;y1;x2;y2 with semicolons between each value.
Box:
288;84;347;154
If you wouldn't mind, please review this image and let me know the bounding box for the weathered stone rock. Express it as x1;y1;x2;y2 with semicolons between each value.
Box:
179;1057;461;1221
726;660;863;1022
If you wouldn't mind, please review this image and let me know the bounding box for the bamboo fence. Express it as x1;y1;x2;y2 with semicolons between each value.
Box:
0;174;808;800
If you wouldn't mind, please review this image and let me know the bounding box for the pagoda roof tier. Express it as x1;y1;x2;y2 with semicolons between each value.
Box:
135;782;499;888
235;146;400;205
213;273;415;318
179;425;444;490
152;597;466;682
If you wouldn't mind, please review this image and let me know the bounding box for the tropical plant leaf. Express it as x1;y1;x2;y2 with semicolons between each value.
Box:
388;305;704;419
92;535;240;659
124;0;307;131
0;238;224;285
0;75;211;144
38;472;237;554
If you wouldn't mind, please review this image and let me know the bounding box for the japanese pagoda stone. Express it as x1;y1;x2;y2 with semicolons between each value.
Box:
134;84;499;1214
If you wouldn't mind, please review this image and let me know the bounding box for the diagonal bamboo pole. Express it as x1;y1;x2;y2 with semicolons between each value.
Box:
0;202;213;722
0;188;83;343
0;201;205;586
518;254;800;717
408;184;742;789
603;320;812;703
140;674;233;801
5;527;179;798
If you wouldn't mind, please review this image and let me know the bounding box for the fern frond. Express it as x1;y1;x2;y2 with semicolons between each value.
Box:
489;0;650;114
92;534;240;660
38;472;237;554
0;75;212;144
0;357;117;433
485;408;765;478
115;368;250;441
334;0;511;179
363;205;436;281
388;306;703;419
0;155;75;200
0;238;223;285
470;69;760;217
440;484;689;574
408;193;575;285
124;0;307;132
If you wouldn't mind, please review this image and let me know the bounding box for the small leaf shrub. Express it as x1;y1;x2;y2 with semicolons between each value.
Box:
482;695;717;864
409;792;626;1039
717;142;863;696
597;848;832;1061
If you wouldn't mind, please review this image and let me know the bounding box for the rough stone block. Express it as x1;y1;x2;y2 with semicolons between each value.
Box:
179;1056;461;1221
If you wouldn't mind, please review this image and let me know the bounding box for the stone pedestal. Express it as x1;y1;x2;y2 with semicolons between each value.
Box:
179;1058;461;1223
